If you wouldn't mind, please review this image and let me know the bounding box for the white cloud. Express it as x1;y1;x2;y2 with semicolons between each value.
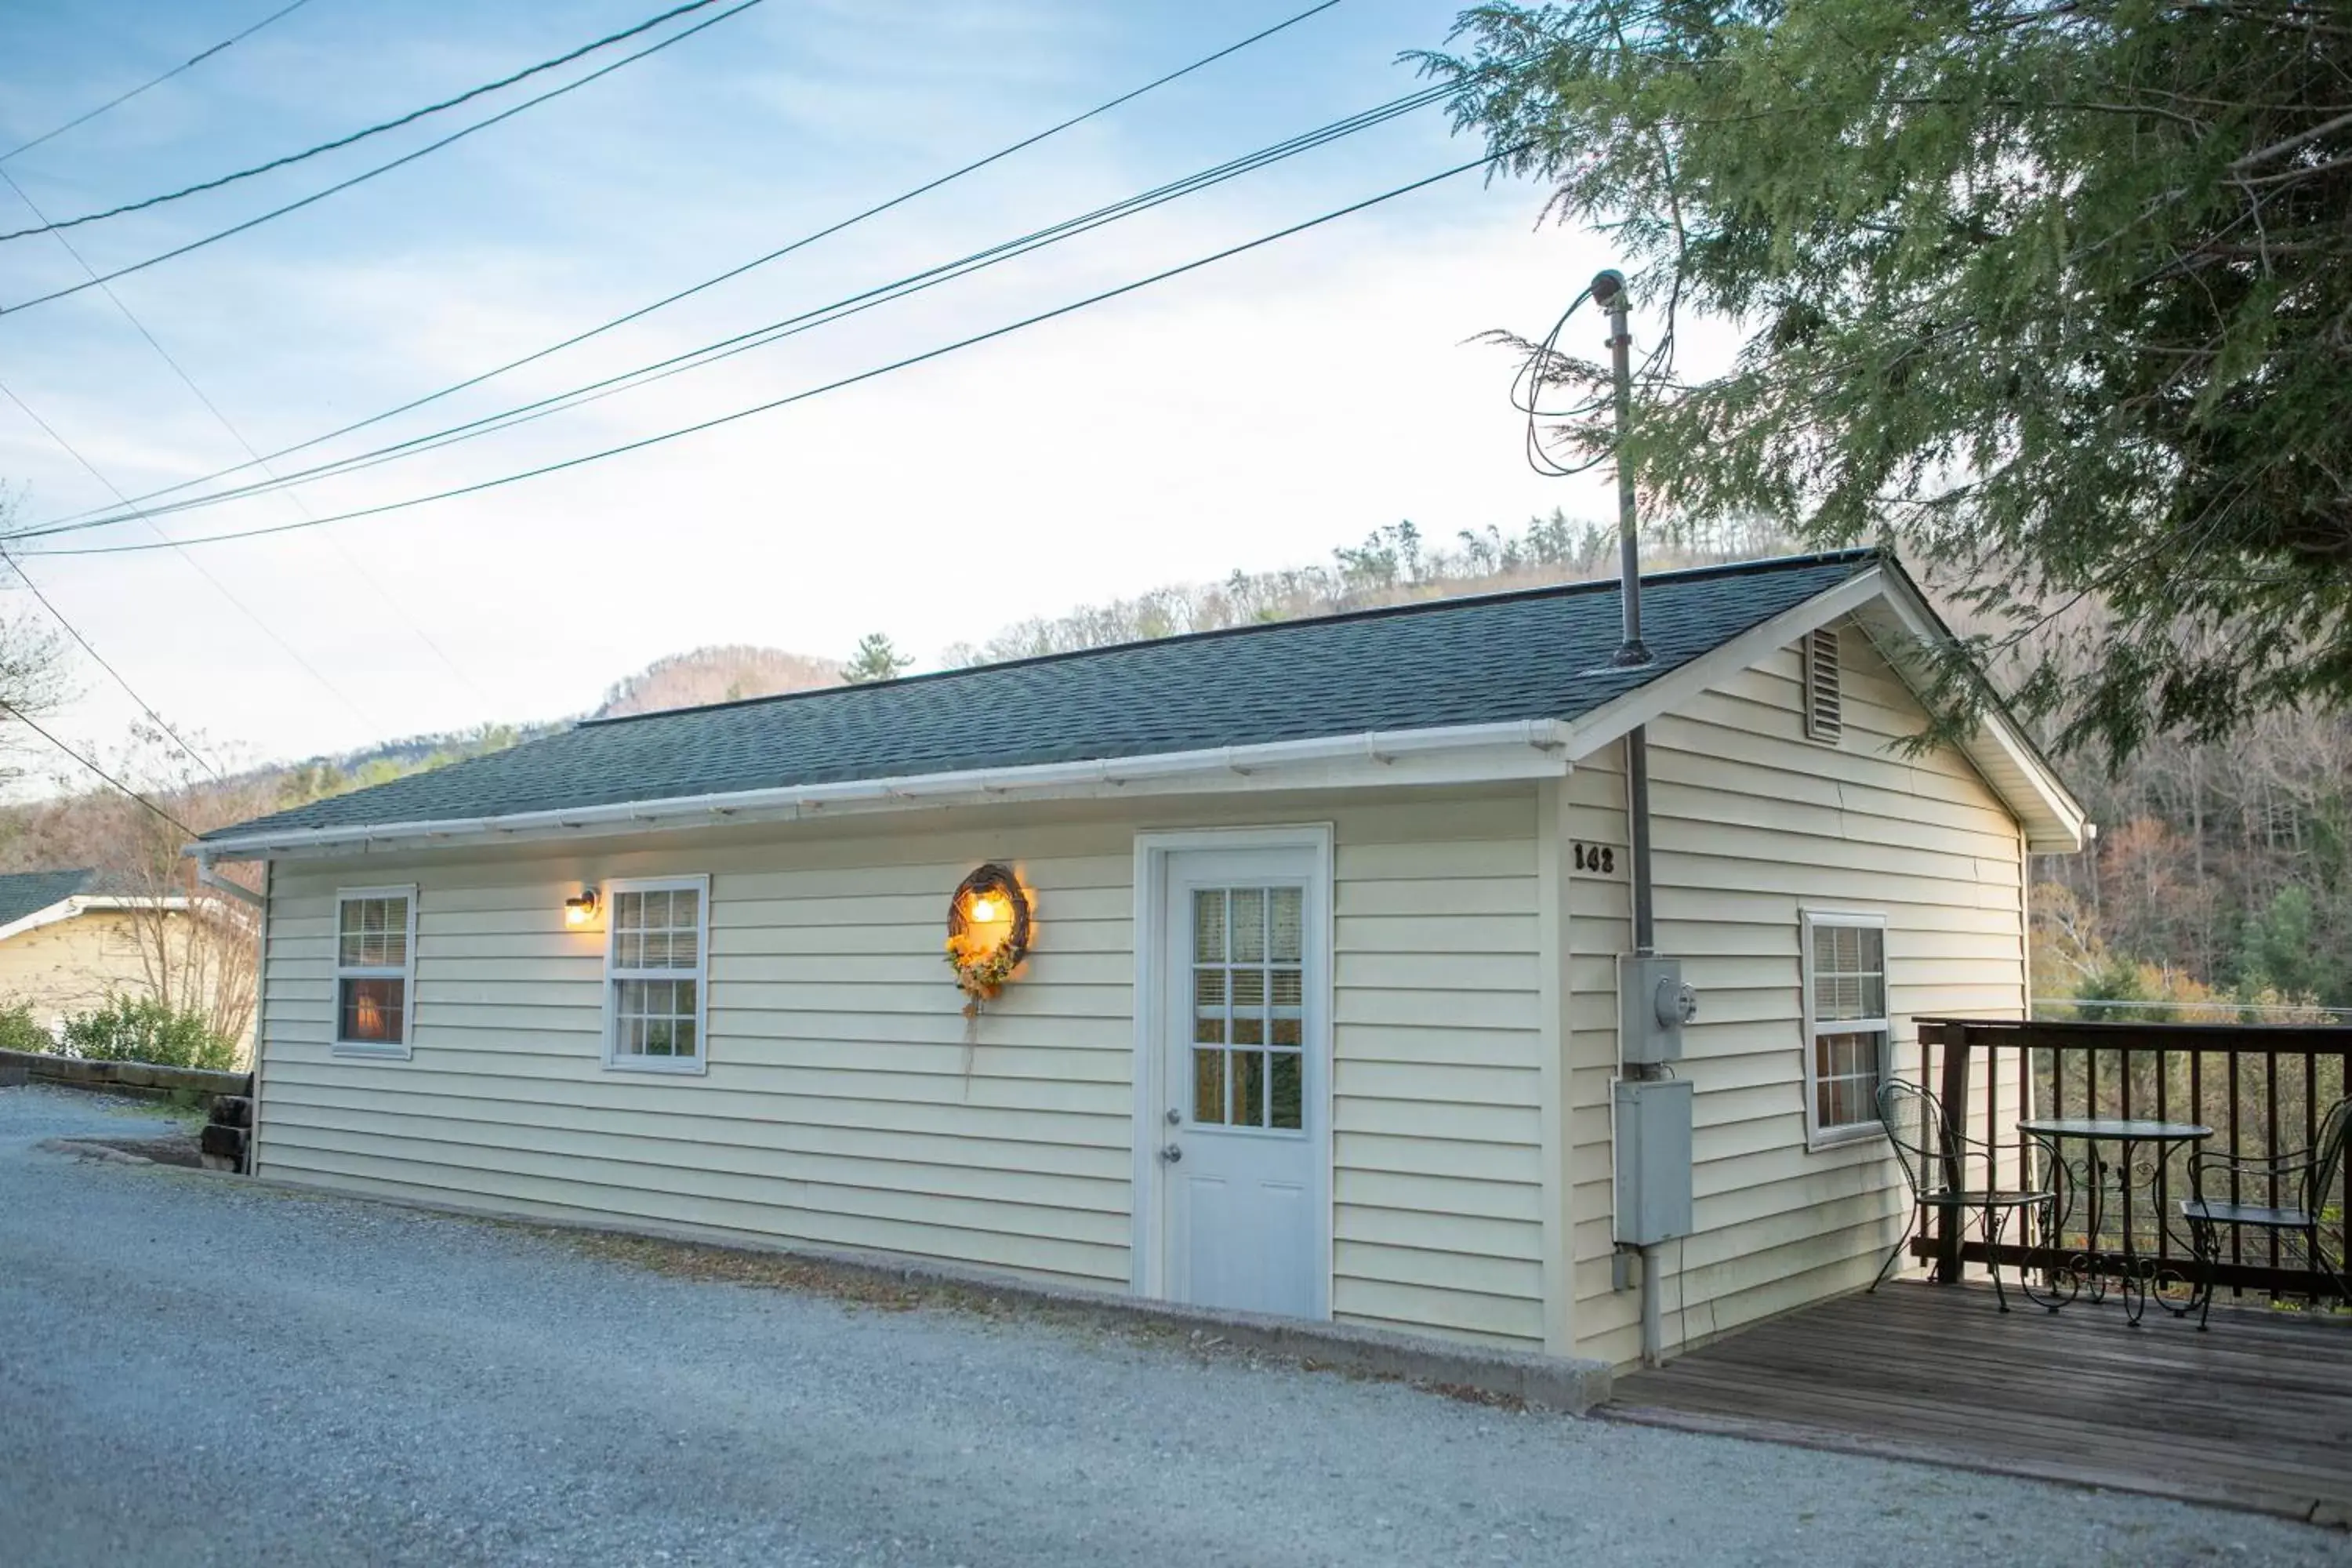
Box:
0;0;1709;779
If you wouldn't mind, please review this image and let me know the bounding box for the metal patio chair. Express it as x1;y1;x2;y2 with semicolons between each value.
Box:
2180;1096;2350;1330
1874;1080;2059;1312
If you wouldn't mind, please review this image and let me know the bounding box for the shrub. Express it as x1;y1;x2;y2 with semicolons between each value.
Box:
0;998;53;1053
61;993;237;1072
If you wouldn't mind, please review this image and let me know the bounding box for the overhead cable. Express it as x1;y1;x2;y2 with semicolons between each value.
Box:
0;0;320;165
0;0;769;319
23;0;1347;530
8;153;1505;559
0;536;222;780
0;698;198;840
31;75;1454;532
0;164;504;710
0;0;739;243
0;378;379;728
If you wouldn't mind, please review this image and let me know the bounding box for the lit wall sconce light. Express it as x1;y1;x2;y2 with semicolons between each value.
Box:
945;862;1030;1023
564;887;601;928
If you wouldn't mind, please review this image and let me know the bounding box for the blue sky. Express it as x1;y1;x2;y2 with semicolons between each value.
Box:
0;0;1633;776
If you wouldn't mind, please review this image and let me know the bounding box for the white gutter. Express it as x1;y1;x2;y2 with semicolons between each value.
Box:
197;862;266;909
191;719;1574;861
0;894;192;946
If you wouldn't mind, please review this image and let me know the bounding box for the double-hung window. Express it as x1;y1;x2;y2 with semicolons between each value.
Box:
604;875;709;1073
1801;909;1889;1145
335;886;416;1056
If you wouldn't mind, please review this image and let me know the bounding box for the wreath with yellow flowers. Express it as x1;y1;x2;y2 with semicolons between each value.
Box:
944;862;1031;1019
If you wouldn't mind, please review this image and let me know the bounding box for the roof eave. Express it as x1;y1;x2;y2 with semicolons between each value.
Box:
192;719;1579;862
1554;561;2086;855
1848;576;2087;854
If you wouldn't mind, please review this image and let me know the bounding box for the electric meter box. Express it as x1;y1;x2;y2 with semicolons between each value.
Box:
1619;954;1697;1065
1613;1076;1694;1246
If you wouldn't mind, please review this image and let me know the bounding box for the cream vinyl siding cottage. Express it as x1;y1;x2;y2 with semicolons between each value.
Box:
1566;622;2029;1368
0;909;150;1029
253;786;1547;1349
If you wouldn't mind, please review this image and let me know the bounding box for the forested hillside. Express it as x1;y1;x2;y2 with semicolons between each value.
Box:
2;512;2340;1015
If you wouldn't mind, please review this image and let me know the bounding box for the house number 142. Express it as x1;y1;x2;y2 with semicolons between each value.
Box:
1573;843;1618;874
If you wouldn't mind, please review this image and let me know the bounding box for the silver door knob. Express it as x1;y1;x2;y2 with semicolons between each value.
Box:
1160;1143;1182;1163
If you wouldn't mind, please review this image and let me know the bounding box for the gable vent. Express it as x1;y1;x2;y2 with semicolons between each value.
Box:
1803;626;1843;743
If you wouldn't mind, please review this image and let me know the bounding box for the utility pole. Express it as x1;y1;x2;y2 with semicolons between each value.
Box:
1592;268;1653;956
1593;269;1648;669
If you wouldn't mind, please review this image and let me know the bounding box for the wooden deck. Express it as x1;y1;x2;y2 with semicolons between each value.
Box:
1609;1282;2352;1528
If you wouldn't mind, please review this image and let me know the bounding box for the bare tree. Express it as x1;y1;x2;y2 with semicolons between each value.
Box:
29;723;269;1056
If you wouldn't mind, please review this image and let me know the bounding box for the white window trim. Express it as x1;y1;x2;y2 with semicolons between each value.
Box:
332;884;418;1059
1799;906;1891;1150
601;873;711;1076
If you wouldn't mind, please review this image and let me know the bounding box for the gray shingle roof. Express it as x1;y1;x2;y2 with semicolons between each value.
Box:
0;868;129;927
208;550;1878;841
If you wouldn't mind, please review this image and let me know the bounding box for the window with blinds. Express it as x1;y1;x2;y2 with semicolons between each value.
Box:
1802;910;1889;1144
334;886;416;1055
604;876;710;1073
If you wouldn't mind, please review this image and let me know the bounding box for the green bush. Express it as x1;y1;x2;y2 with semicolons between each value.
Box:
61;994;236;1073
0;998;53;1053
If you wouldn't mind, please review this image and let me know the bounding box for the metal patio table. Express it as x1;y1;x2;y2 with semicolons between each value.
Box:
2017;1117;2213;1326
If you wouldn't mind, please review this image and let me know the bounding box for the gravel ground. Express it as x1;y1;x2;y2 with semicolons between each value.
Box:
1;1085;2343;1568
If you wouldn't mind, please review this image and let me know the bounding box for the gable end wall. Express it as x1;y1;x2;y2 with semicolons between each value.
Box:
1567;622;2030;1367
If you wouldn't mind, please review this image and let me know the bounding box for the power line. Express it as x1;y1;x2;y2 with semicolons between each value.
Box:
0;0;768;319
0;163;503;712
0;0;321;165
8;154;1505;559
0;0;738;243
0;378;379;729
0;698;198;840
0;541;221;781
22;74;1454;532
20;0;1348;532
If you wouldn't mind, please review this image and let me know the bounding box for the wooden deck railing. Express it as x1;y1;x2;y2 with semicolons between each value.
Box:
1911;1018;2350;1301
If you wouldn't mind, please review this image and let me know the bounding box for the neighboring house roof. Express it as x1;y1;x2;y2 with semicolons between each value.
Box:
0;868;179;945
198;549;2086;857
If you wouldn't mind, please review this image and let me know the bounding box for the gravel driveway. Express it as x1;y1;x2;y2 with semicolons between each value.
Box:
2;1085;2343;1568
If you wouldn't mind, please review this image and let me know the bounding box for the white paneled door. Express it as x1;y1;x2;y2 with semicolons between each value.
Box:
1156;846;1327;1319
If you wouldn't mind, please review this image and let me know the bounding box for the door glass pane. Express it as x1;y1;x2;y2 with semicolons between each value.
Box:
1231;889;1265;963
1233;1050;1266;1127
1270;1051;1302;1131
1193;890;1225;963
1269;887;1302;962
1192;1049;1226;1124
1181;881;1312;1135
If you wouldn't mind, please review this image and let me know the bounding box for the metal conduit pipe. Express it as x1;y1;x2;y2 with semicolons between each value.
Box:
1595;267;1669;1368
